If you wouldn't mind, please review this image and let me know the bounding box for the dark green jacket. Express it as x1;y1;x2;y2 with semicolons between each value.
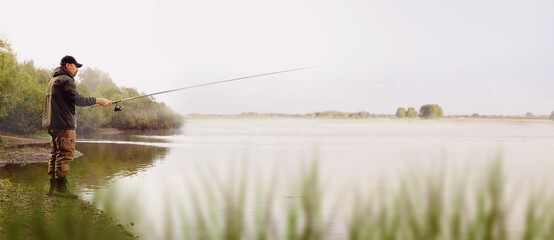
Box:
42;67;96;130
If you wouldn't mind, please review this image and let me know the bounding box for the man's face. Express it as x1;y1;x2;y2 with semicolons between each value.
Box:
66;63;78;77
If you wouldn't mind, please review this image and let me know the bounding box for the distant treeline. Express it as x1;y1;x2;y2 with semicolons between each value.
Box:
0;38;183;135
395;104;443;119
188;106;554;121
447;113;554;120
187;105;445;119
187;111;390;119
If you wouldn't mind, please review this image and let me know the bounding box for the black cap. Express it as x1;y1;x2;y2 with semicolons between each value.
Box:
60;55;83;68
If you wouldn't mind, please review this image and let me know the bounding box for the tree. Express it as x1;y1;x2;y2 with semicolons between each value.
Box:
525;112;534;119
96;80;121;99
358;111;371;118
78;67;113;92
419;104;443;119
0;36;184;134
0;39;20;119
407;107;418;118
76;82;108;133
396;107;406;118
0;69;44;134
0;42;46;134
550;111;554;121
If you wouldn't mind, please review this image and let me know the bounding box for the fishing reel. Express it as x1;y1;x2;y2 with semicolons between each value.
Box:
114;104;125;112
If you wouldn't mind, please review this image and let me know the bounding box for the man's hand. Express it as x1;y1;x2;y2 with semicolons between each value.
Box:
96;98;112;107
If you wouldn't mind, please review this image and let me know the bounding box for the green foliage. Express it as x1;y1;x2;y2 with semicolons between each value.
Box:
96;80;121;100
108;99;183;131
0;39;20;119
78;68;122;99
78;67;111;92
397;106;421;119
0;36;183;134
96;92;183;131
0;73;44;134
76;82;106;132
93;158;554;240
76;69;184;133
396;107;406;118
307;111;372;119
0;40;48;134
419;104;443;119
20;60;51;85
407;107;418;118
227;111;375;119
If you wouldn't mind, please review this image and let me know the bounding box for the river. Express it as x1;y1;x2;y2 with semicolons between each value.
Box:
2;118;554;239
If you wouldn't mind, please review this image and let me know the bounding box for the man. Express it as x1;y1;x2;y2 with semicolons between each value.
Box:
42;55;112;198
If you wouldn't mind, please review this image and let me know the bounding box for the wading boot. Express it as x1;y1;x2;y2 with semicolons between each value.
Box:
54;177;78;199
46;177;56;196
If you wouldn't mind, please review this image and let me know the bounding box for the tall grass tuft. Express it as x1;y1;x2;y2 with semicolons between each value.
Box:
19;157;554;240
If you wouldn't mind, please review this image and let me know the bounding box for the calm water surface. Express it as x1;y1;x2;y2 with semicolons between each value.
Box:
2;118;554;238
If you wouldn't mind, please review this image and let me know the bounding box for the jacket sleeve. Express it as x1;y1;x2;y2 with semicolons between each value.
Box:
62;77;97;106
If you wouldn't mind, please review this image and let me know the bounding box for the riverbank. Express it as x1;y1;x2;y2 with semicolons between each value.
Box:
0;134;84;167
0;134;49;167
0;134;49;147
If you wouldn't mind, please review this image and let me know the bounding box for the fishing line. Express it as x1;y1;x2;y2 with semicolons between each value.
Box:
92;66;320;111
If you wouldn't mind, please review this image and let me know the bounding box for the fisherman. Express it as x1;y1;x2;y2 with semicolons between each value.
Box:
42;55;112;198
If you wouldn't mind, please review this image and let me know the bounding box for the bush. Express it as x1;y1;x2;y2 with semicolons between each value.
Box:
0;43;48;134
419;104;443;119
396;107;406;118
0;38;184;135
407;107;418;118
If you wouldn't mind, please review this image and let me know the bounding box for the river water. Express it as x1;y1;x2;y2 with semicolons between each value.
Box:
2;118;554;238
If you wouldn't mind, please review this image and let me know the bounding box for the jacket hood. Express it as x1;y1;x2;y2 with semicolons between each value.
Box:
52;67;74;79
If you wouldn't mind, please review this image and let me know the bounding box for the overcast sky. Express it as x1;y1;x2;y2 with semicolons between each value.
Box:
1;0;553;115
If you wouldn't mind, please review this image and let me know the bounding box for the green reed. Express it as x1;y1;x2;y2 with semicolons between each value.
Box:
7;157;554;240
93;158;554;240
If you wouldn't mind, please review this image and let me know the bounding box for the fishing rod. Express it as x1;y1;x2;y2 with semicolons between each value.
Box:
92;66;319;111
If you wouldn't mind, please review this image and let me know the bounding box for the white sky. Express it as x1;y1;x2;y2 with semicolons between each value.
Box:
1;0;553;115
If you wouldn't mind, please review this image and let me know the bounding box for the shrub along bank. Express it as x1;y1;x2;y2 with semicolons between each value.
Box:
0;38;184;135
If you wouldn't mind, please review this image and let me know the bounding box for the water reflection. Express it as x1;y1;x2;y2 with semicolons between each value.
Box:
79;129;183;143
73;142;170;190
0;163;46;186
0;133;172;193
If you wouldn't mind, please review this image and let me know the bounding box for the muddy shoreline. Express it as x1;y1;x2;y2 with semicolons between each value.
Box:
0;147;83;167
0;134;87;167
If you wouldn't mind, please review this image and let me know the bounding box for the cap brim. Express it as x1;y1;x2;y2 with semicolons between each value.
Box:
76;63;83;68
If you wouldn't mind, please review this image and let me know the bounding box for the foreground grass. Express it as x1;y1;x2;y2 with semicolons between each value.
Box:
5;158;554;239
0;179;136;240
93;159;554;240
